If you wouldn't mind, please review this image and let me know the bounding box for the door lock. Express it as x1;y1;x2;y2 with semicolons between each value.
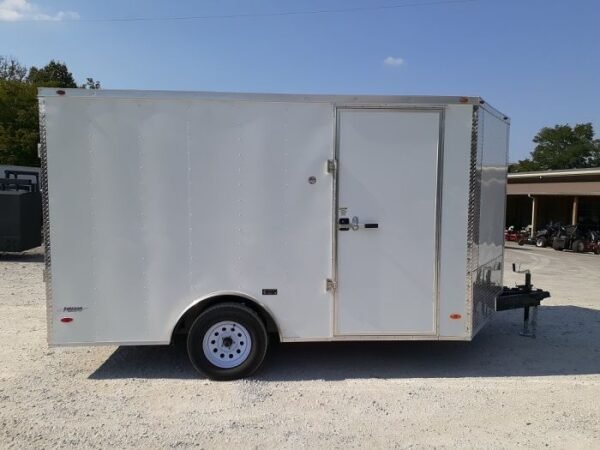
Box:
338;216;379;231
338;217;350;231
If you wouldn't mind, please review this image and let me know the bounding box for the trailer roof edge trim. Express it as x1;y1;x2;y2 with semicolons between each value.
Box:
37;87;477;103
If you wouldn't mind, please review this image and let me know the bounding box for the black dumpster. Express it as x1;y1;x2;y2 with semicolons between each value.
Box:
0;186;42;252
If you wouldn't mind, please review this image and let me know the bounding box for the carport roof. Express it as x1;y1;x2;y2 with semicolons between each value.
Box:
507;168;600;196
508;167;600;180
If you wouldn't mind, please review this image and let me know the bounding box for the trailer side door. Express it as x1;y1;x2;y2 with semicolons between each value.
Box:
335;108;442;336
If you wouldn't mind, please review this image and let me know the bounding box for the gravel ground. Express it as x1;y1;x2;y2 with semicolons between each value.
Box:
1;243;599;449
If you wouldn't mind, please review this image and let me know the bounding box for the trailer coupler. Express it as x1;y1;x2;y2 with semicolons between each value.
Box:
495;264;551;338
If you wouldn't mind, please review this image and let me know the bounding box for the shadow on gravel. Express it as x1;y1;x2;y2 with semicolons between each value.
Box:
90;305;600;381
0;253;44;263
505;246;535;252
0;247;44;263
506;244;599;258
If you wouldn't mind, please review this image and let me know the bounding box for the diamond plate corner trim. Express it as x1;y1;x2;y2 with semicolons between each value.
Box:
39;99;53;344
465;105;482;335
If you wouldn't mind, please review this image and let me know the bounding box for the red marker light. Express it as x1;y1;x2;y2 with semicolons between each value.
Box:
458;97;469;104
60;317;73;323
450;314;462;320
56;90;66;96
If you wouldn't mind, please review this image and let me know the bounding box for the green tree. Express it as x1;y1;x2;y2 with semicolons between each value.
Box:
0;57;99;166
27;60;77;88
0;56;27;82
81;77;101;89
510;123;600;172
0;80;39;166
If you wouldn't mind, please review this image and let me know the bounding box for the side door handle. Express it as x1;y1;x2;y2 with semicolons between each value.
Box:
351;216;379;230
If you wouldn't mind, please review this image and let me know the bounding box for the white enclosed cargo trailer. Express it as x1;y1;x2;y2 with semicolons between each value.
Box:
40;89;547;379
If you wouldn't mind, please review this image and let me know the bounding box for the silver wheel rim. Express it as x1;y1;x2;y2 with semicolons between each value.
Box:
202;321;252;369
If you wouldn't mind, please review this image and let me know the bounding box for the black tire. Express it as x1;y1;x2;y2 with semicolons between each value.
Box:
187;303;268;381
571;240;585;253
594;246;600;255
518;238;526;246
552;240;563;251
536;237;547;248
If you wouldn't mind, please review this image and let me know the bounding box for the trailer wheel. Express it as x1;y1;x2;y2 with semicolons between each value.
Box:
536;237;547;248
571;240;585;253
187;303;268;380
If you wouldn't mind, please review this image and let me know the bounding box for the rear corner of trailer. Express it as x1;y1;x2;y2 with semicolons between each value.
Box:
39;89;57;346
39;88;102;347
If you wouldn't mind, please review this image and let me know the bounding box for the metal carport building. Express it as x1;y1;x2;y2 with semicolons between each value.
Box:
506;168;600;233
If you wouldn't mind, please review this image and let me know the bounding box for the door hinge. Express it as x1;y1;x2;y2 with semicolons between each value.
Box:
326;278;337;291
327;159;337;174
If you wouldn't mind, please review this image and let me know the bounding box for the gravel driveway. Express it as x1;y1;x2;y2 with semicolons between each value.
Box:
1;243;599;449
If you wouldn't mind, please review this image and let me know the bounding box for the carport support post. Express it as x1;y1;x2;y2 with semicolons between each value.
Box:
530;195;537;236
572;196;579;225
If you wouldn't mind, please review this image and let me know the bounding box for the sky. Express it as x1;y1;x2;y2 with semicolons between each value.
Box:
1;0;599;161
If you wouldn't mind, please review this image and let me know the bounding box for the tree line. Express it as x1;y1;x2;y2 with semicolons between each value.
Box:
510;123;600;172
0;56;99;167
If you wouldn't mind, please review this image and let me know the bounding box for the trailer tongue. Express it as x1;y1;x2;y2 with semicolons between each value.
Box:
496;265;551;338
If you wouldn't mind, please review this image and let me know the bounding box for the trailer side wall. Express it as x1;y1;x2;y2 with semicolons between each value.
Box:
41;90;508;345
43;95;334;345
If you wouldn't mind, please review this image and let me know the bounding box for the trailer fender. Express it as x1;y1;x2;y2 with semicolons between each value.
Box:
170;291;281;343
